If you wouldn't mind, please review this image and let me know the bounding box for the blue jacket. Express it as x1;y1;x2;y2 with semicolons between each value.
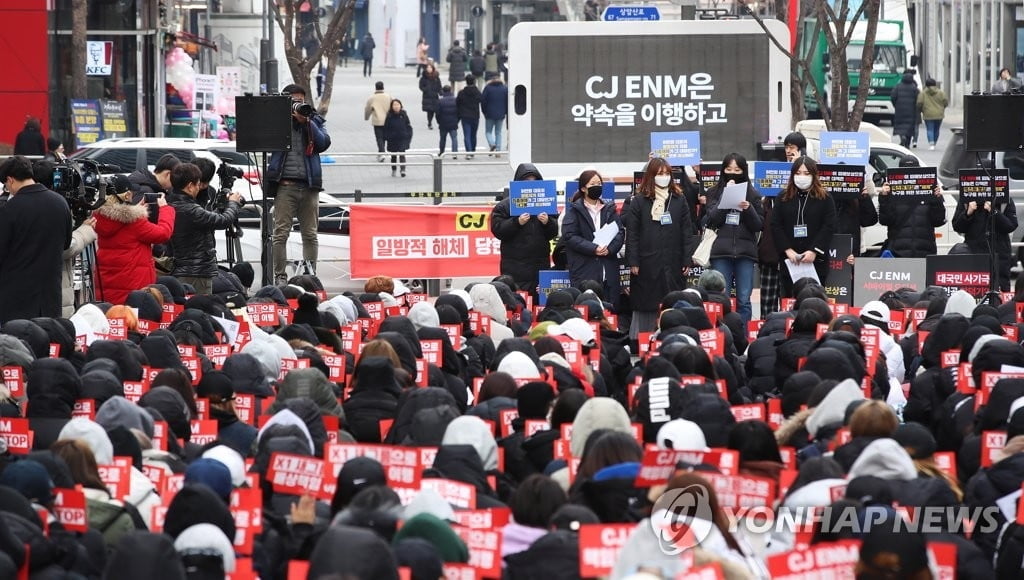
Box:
267;115;332;190
480;81;508;121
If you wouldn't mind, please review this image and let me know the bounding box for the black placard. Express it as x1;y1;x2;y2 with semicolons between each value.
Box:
958;169;1010;204
926;254;992;298
699;163;721;191
817;164;865;201
885;167;938;202
825;234;853;304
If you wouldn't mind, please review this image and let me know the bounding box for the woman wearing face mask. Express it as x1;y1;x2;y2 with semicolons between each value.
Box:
624;157;698;338
562;169;626;305
702;153;764;322
770;156;837;297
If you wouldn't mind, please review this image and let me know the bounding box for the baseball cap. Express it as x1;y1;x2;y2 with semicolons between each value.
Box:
860;300;891;325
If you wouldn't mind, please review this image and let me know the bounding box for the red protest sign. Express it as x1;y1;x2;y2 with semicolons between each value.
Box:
634;449;739;487
578;524;634;577
453;527;502;578
52;487;88;533
675;563;725;580
234;394;256;425
190;420;219;445
452;508;512;530
2;366;25;398
322;354;346;383
766;539;861;579
981;431;1007;468
928;542;957;580
107;318;128;340
420;339;443;366
422;478;477;509
48;343;61;358
246;304;278;326
72;399;96;420
698;328;724;357
499;408;518;439
267;452;330;499
933;451;957;480
730;403;765;422
230;486;263;554
701;472;776;508
151;420;169;452
0;418;33;454
123;380;149;403
324;443;426;489
203;344;231;368
940;350;960;369
97;463;131;500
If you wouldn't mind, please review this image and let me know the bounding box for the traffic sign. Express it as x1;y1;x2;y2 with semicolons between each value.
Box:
602;5;661;21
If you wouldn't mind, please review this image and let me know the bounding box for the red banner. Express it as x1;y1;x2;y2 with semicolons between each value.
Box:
349;205;501;278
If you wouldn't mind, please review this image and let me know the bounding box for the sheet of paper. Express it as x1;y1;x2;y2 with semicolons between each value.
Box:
592;222;620;248
718;182;747;210
785;259;820;284
217;316;240;346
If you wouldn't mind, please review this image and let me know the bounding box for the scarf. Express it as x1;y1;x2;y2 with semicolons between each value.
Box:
651;186;670;221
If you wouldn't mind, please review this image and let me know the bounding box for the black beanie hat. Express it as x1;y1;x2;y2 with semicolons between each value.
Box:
516;381;556;419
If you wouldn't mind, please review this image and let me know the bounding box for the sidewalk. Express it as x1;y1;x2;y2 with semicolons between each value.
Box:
317;65;513;196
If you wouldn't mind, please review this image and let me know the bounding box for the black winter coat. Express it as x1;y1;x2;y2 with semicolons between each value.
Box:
0;184;72;323
480;81;508;120
878;193;945;257
382;110;413;153
166;190;240;278
952;198;1017;262
965;453;1024;559
419;74;441;113
704;182;763;261
744;316;789;396
770;191;837;260
504;530;582;580
624;191;698;312
490;170;559;291
436;94;459;131
834;194;878;257
774;331;818;388
127;169;164;194
456;85;482;120
13;127;45;156
446;47;468;82
469;55;486;78
890;74;920;138
562;198;625;298
343;357;402;443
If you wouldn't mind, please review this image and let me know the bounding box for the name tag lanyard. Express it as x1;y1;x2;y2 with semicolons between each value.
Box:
794;193;809;238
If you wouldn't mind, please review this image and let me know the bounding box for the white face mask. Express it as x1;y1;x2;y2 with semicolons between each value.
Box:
654;175;672;188
793;175;813;190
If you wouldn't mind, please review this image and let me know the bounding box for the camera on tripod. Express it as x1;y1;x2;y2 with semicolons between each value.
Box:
208;160;246;211
51;159;114;226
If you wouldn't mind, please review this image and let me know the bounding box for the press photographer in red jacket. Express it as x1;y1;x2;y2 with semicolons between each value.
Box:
94;175;176;305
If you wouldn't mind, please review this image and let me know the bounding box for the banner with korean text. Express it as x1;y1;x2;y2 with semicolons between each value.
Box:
349;205;501;279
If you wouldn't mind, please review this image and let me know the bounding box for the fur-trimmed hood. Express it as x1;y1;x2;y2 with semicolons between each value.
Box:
774;408;813;447
96;199;148;224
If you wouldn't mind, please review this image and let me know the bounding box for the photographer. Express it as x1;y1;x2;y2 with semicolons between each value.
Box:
33;160;98;316
192;157;217;209
0;156;73;323
267;83;331;285
94;174;175;305
167;163;241;295
129;153;179;195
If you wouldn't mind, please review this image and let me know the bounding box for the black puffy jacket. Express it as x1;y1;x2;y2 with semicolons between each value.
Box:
436;94;459;131
343;357;401;443
834;193;878;257
127;169;164;194
167;190;239;278
878;193;945;257
456;84;481;120
965;452;1024;559
705;182;763;261
490;164;559;291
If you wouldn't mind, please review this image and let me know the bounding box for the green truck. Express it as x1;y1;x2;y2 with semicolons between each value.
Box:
800;18;916;123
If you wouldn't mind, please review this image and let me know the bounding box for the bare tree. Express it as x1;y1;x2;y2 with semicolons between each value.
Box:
739;0;882;131
273;0;355;116
71;0;87;99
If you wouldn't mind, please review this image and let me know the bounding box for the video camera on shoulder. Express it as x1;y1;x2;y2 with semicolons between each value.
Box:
51;159;118;225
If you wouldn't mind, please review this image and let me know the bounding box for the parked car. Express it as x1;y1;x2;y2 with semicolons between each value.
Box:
69;137;263;201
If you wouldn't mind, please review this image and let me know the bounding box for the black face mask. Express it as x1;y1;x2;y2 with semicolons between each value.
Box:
724;172;747;184
586;185;604;200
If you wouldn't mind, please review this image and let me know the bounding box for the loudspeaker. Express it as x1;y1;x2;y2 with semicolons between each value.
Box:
234;95;292;153
964;94;1024;152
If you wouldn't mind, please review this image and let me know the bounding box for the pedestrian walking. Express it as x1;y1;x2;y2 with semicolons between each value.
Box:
447;40;468;92
437;85;459;157
480;74;508;153
364;81;392;161
890;72;919;148
916;78;948;149
419;63;442;130
484;43;499;78
383;99;413;178
416;38;430;77
360;33;376;77
469;50;486;79
456;75;482;158
13;117;45;156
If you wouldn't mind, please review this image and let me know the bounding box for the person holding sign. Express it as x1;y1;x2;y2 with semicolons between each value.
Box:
703;153;764;322
490;164;559;295
878;159;945;258
562;170;625;305
952;190;1017;291
832;177;878;264
624;157;698;338
770;157;837;296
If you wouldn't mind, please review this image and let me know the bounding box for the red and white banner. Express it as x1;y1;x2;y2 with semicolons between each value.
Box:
267;452;330;499
766;539;861;579
349;205;501;278
578;524;635;577
52;487;88;533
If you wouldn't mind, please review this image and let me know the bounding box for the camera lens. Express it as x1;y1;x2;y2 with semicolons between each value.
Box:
291;102;315;117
